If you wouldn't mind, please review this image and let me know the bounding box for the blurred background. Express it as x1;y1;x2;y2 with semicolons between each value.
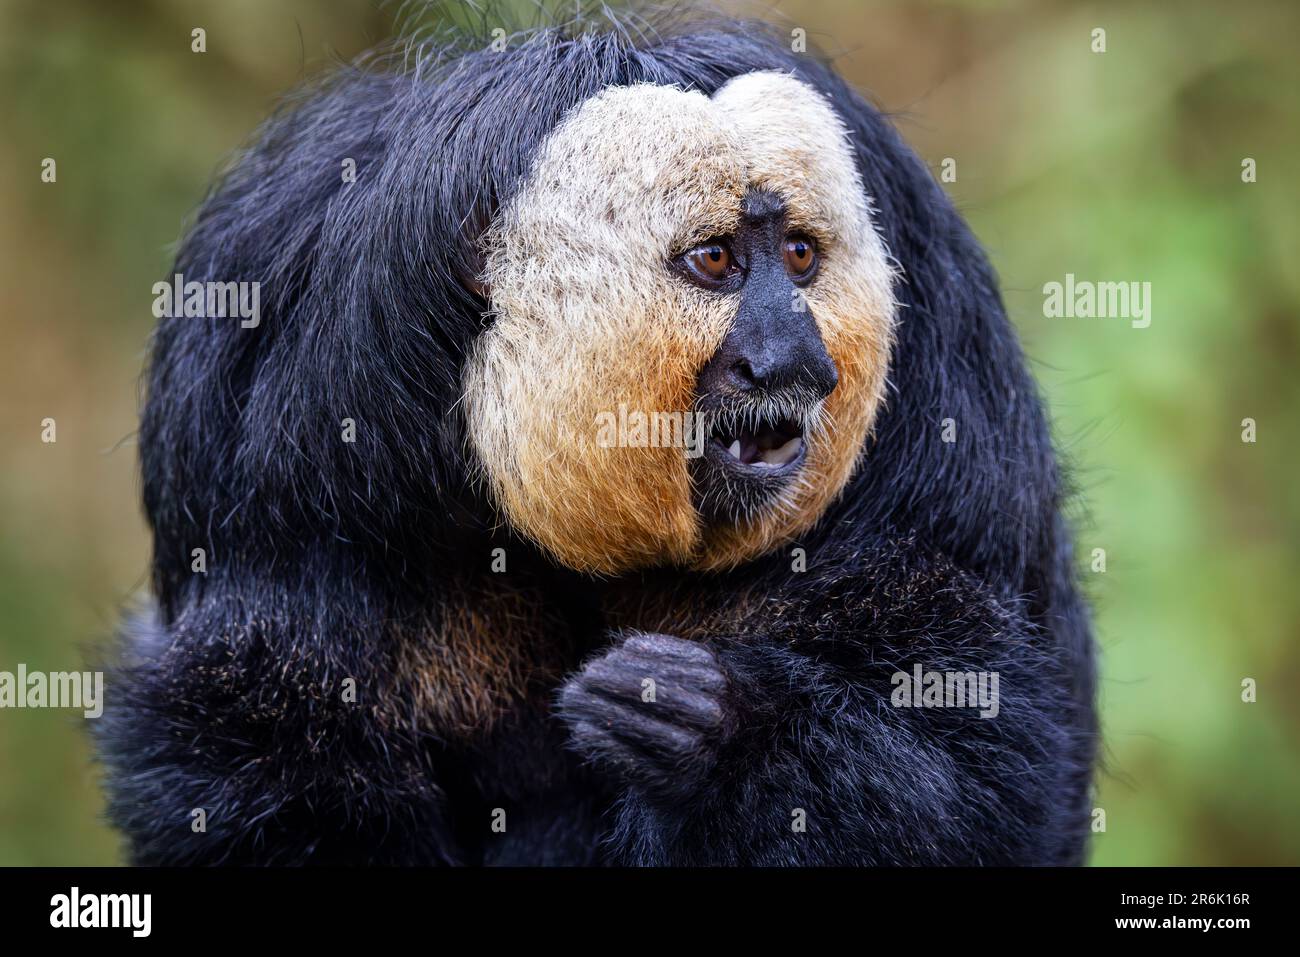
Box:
0;0;1296;865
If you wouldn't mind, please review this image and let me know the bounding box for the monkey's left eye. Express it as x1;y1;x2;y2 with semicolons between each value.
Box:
681;242;737;285
784;235;818;280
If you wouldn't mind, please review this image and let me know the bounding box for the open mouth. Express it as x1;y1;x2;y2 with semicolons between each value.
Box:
710;417;806;473
691;399;819;524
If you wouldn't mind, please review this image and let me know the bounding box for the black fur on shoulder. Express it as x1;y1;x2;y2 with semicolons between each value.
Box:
96;2;1097;865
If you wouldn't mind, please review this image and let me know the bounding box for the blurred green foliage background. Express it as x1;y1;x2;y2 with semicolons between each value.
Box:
1;0;1296;866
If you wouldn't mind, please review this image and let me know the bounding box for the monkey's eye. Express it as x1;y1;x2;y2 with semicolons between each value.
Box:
681;242;737;284
784;235;818;281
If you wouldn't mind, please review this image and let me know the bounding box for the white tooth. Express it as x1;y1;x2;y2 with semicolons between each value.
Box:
728;440;742;459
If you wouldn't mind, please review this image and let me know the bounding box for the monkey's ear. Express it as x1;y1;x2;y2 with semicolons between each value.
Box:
463;274;490;300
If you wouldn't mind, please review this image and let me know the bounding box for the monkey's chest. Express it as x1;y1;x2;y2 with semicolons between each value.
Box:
424;576;759;864
441;696;615;865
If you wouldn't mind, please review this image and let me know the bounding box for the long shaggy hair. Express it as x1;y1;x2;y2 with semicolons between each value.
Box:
95;2;1097;866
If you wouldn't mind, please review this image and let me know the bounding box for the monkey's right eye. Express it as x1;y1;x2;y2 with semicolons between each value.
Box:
681;243;737;284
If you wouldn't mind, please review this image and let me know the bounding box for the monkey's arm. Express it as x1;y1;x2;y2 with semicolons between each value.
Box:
95;573;459;866
559;541;1094;865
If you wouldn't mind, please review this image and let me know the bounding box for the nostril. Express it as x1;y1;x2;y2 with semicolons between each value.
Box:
734;351;838;398
823;358;840;395
732;355;789;391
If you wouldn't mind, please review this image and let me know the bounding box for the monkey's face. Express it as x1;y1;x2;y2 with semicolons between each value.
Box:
464;72;896;575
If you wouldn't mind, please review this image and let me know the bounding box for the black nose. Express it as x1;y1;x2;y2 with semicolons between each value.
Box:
729;346;838;396
699;320;839;400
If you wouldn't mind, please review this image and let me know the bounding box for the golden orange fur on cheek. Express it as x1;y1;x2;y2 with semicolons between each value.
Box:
464;74;897;575
463;85;742;574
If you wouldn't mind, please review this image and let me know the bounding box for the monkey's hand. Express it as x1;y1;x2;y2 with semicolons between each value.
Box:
557;631;731;804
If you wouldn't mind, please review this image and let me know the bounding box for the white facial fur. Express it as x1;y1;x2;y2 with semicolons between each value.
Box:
464;71;897;575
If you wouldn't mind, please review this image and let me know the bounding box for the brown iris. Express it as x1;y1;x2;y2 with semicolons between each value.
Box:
684;243;734;281
784;235;817;279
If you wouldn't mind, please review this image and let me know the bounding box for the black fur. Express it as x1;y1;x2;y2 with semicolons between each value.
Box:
95;7;1097;865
